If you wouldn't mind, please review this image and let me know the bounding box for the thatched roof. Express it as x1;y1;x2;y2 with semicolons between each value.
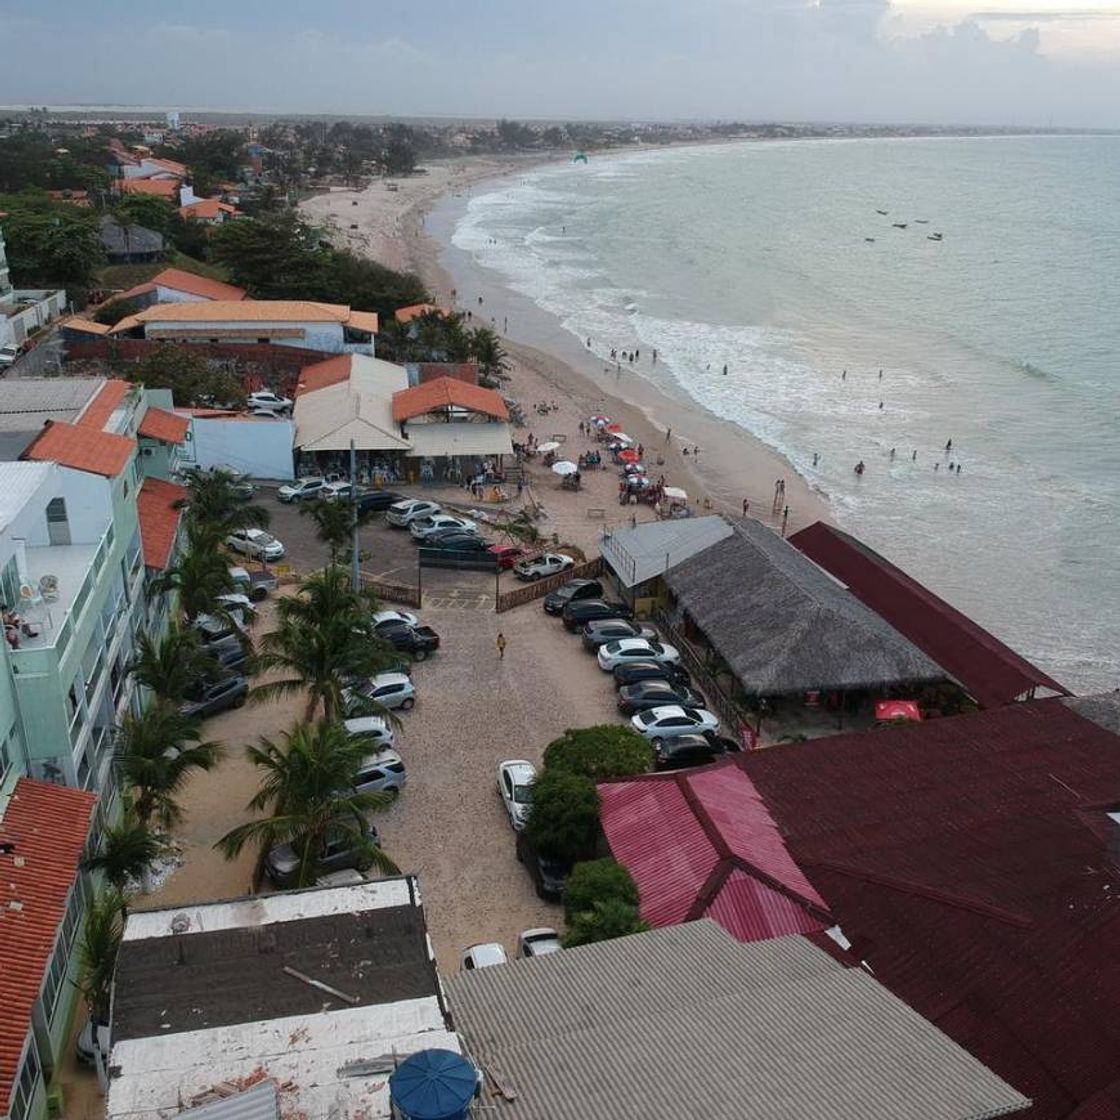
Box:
664;519;946;695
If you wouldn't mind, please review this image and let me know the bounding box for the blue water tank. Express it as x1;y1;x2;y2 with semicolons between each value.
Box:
389;1049;478;1120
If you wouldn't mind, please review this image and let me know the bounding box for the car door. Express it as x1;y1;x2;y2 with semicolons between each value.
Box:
501;770;515;820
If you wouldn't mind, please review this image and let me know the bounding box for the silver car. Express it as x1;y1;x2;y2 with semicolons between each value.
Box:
498;759;536;831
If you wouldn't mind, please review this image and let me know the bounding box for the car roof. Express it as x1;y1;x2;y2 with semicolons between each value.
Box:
520;927;560;941
359;748;402;767
344;716;389;733
464;942;508;965
646;705;689;720
371;671;411;687
501;760;536;783
607;638;653;652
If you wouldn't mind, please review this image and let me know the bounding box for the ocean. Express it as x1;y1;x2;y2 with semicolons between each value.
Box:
436;135;1120;693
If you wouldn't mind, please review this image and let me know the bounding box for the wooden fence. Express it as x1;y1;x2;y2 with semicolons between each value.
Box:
495;557;604;613
360;573;422;609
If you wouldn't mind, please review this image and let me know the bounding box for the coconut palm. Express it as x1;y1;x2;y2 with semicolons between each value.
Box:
468;326;510;384
114;703;223;830
215;720;399;888
300;498;374;565
181;470;270;537
126;625;222;705
252;566;400;722
76;886;126;1020
81;811;163;893
149;522;236;622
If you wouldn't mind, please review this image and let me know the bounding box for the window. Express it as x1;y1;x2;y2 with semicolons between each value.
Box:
46;497;71;546
0;554;20;609
9;1037;41;1120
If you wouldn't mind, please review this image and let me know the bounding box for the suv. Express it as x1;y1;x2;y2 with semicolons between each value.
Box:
342;715;395;749
386;498;441;527
562;599;633;632
277;477;326;503
354;748;407;794
264;818;380;887
652;732;739;771
543;578;604;616
247;390;292;414
355;489;405;513
0;343;21;372
515;831;571;900
374;620;440;661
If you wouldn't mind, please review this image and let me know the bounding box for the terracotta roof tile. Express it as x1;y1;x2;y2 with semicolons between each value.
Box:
76;379;131;430
60;317;111;336
178;199;241;221
150;268;246;302
115;178;179;198
23;421;135;477
0;779;96;1113
392;377;509;423
394;303;447;323
137;477;187;569
138;407;190;444
133;300;353;323
294;354;354;398
347;310;379;334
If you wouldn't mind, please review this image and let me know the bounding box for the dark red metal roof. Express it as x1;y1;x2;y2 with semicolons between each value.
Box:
789;521;1068;708
598;762;833;942
742;699;1120;1120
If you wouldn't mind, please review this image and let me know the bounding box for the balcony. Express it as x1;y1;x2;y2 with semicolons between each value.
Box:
8;540;103;655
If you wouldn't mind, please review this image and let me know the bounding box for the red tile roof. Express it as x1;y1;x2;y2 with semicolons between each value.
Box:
599;762;833;942
115;177;179;198
394;302;447;323
294;354;354;398
742;698;1120;1120
392;377;509;423
138;407;190;444
137;477;187;569
77;379;131;430
178;198;241;221
0;779;96;1113
150;267;246;302
417;362;478;386
790;521;1069;708
23;421;135;478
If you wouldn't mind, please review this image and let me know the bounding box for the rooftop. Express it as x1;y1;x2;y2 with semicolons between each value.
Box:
76;378;132;431
446;920;1029;1120
99;214;166;255
126;300;367;325
23;420;134;478
394;303;446;323
0;779;96;1115
0;461;54;535
742;697;1120;1120
11;540;104;650
0;378;104;461
600;514;734;588
391;377;509;423
292;355;410;452
115;177;179;198
137;477;186;569
151;267;246;302
179;198;241;221
137;406;190;444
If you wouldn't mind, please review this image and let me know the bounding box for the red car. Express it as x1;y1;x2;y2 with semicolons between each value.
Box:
489;544;529;570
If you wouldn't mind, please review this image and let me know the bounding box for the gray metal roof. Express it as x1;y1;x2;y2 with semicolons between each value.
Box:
0;377;103;430
447;921;1028;1120
99;214;166;256
176;1080;279;1120
600;515;734;588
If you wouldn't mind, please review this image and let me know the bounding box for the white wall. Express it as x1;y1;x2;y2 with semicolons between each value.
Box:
145;318;347;353
184;417;294;480
154;286;210;304
56;469;114;545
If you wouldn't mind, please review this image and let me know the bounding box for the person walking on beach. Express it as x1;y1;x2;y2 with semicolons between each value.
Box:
652;349;658;365
516;476;524;497
812;453;819;467
722;364;728;376
945;438;953;452
742;498;750;516
496;632;507;660
912;450;918;461
842;369;847;381
636;442;644;459
665;427;671;443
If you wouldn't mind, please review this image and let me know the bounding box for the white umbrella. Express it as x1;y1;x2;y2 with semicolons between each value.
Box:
537;440;561;453
663;486;688;500
551;460;579;476
609;433;633;446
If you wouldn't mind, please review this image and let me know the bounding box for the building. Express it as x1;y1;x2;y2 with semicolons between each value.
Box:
107;878;462;1120
110;300;379;356
99;215;165;264
177;198;242;225
112;178;180;200
177;409;295;481
0;219;67;350
393;302;447;324
447;920;1028;1120
742;695;1120;1120
0;778;97;1120
99;268;247;314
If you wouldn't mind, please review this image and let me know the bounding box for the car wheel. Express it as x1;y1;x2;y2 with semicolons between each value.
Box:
400;697;415;710
356;854;373;872
651;737;663;748
413;649;427;662
531;571;541;581
234;696;246;708
535;882;549;900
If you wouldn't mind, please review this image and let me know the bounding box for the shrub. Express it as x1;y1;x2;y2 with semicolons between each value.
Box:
543;725;651;783
563;897;650;948
563;857;639;923
524;769;599;864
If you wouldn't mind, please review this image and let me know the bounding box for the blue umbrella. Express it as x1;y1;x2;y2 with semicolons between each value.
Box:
389;1049;478;1120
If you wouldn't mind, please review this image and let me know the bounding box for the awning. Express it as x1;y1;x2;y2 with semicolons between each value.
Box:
404;422;513;458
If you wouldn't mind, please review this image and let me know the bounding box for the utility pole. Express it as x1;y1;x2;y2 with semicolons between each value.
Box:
349;439;360;591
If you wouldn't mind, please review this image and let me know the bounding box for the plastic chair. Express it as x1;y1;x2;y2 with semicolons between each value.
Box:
39;574;60;602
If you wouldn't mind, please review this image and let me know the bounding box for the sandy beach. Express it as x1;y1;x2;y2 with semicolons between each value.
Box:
301;159;827;539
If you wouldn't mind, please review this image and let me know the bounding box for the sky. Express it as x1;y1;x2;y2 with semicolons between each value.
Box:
0;0;1118;127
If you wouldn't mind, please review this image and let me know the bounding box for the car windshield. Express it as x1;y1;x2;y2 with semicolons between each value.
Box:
513;784;533;804
636;710;657;725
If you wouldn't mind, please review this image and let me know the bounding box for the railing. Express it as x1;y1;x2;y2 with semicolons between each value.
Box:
496;557;605;613
360;573;422;609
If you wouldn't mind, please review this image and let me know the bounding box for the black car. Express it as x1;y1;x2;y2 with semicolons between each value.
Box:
264;817;380;888
179;674;248;719
516;830;571;900
355;489;405;513
375;620;441;661
612;660;692;689
652;732;739;772
580;618;656;652
561;599;634;631
208;634;253;674
617;680;707;715
543;578;604;616
423;531;490;552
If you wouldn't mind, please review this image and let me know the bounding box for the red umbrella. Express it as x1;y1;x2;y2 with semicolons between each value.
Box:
605;422;623;433
618;448;640;463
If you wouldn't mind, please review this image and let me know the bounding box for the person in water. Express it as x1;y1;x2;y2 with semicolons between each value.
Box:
854;461;865;475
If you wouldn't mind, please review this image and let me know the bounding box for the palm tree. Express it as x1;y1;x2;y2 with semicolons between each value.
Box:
150;522;236;622
300;499;374;565
181;470;270;537
126;625;221;705
82;810;163;893
253;567;400;722
468;326;510;385
114;703;223;831
215;720;399;888
76;886;126;1021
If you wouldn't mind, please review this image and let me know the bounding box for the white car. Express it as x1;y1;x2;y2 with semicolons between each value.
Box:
518;928;562;959
460;942;508;972
631;705;720;743
409;513;478;540
277;477;326;503
513;553;575;582
321;481;356;502
386;498;441;527
498;759;537;831
226;527;285;561
0;343;22;370
372;609;420;629
343;715;395;750
351;671;416;712
248;390;292;414
597;637;681;672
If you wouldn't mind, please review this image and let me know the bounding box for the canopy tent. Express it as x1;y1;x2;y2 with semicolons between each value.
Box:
551;460;578;476
663;486;688;501
618;448;640;463
536;440;561;453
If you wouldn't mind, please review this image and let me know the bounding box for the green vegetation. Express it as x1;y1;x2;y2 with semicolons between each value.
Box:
543;725;652;782
562;858;647;948
0;130;111;194
379;311;510;386
123;347;247;410
0;191;103;288
180;467;269;536
76;886;125;1021
300;499;374;566
564;896;651;948
96;249;230;292
524;768;600;865
150;522;238;622
126;626;222;706
81;810;164;893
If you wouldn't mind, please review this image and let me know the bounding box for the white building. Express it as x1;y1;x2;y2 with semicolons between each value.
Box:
0;220;67;349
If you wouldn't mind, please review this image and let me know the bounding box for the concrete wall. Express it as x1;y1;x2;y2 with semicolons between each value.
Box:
183;416;294;480
0;290;66;346
154;285;210;304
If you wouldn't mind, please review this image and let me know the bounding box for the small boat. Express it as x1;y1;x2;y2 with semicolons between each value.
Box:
892;223;908;230
914;219;929;224
876;209;888;216
864;237;876;243
928;232;943;241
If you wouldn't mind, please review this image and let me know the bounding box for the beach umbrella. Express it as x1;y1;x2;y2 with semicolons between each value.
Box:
618;448;640;463
663;486;688;501
551;460;579;476
609;434;633;447
590;415;609;426
605;422;623;433
623;463;646;476
537;440;561;453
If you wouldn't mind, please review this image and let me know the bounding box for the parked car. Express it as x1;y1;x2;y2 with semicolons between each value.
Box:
423;531;490;553
498;759;537;831
386;498;441;527
226;528;285;561
543;578;604;616
409;513;478;540
651;732;740;771
315;868;368;888
207;465;255;500
264;818;380;887
228;565;277;602
375;620;440;660
516;831;571;900
343;714;395;749
0;343;21;371
597;637;680;671
630;705;720;743
247;390;293;414
460;943;508;972
179;674;248;719
355;489;405;513
320;480;356;502
277;477;326;503
513;553;575;582
490;543;530;570
347;671;416;712
193;615;246;645
75;1017;110;1068
216;593;256;624
208;633;253;674
354;748;407;794
580;619;658;651
562;599;634;631
518;928;563;959
372;609;420;629
613;660;692;689
617;680;706;715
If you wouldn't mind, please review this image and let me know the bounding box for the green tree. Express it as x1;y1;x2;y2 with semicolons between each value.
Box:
150;523;237;622
76;887;125;1020
215;720;399;888
126;346;247;409
468;326;510;385
380;124;417;176
543;726;651;783
112;192;177;236
563;897;650;948
300;498;373;565
81;810;163;892
562;858;640;921
525;768;600;864
181;469;269;537
114;703;223;830
126;625;221;705
0;195;103;287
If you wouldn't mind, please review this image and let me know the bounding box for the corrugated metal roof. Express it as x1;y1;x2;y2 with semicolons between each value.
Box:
600;515;734;588
789;521;1068;707
743;697;1120;1120
176;1079;279;1120
447;921;1029;1120
0;378;104;431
